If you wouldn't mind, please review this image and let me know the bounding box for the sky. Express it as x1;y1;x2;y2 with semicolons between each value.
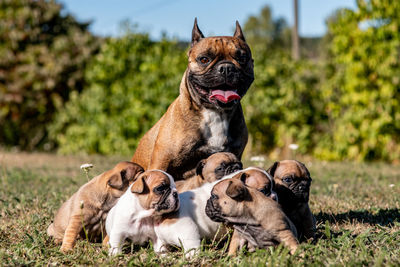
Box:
60;0;357;40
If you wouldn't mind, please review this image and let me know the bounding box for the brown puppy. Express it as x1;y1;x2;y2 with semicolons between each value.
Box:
267;160;316;240
206;178;298;254
132;19;254;180
47;161;144;252
175;152;242;192
227;167;278;255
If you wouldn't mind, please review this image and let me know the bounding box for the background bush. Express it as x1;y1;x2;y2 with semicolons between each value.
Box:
2;0;400;162
49;31;186;155
0;0;99;150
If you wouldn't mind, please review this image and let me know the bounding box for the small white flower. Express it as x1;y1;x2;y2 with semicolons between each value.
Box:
288;144;299;150
80;163;93;170
250;156;265;162
389;184;395;188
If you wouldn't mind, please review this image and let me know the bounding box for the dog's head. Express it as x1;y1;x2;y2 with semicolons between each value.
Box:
130;170;180;214
267;160;312;204
205;178;257;225
103;161;144;198
231;167;278;201
195;152;242;183
186;19;254;110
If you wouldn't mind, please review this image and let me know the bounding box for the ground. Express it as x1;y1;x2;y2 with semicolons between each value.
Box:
0;151;399;266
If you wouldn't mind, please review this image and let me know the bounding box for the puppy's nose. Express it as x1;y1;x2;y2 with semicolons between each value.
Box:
218;63;235;76
172;191;178;198
271;192;278;202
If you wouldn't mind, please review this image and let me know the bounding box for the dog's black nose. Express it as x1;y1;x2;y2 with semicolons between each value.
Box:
218;63;235;76
173;191;178;198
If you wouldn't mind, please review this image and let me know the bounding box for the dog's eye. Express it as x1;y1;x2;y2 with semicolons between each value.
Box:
198;56;210;65
154;184;169;194
210;193;218;200
283;177;293;184
236;50;248;64
215;164;225;172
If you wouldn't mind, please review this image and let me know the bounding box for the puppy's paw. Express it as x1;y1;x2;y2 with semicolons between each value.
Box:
60;245;72;253
108;246;122;256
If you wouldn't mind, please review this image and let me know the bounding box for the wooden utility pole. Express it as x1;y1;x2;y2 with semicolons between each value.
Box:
292;0;300;60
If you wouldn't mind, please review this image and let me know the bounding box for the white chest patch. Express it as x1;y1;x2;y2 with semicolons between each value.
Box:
201;109;229;150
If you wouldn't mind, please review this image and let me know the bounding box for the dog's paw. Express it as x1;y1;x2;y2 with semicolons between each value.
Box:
108;247;122;256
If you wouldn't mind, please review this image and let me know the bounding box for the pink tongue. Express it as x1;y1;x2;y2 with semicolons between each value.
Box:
209;90;241;103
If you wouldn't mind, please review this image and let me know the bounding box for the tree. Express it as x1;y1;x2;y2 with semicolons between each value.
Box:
316;0;400;161
0;0;99;150
49;31;187;155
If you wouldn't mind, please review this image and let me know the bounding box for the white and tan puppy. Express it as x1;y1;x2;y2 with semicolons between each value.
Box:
105;170;179;255
175;152;242;192
153;167;269;256
47;161;144;252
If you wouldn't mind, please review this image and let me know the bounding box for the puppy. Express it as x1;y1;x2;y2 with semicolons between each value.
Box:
47;161;144;252
268;160;316;240
175;152;242;192
206;178;299;255
154;167;272;256
105;170;180;255
226;167;278;255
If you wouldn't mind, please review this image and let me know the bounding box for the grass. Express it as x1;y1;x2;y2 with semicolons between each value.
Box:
0;151;399;266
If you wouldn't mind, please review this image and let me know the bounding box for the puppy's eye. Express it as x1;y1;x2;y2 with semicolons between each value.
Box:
215;165;225;172
211;193;218;200
283;177;293;184
154;184;169;194
198;56;210;65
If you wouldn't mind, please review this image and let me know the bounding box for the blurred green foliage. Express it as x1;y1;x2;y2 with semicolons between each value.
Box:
0;0;99;150
2;1;400;161
49;31;186;154
315;0;400;161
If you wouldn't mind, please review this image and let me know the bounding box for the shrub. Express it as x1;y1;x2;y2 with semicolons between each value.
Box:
49;32;187;155
0;0;99;150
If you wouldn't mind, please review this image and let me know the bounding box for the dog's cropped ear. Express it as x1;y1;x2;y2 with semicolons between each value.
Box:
226;181;249;201
195;159;206;179
192;17;204;47
108;173;125;190
233;21;246;42
267;162;279;177
131;175;146;194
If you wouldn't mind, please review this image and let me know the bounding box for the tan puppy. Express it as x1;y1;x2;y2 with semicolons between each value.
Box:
267;160;316;240
47;161;144;252
206;178;298;255
175;152;242;192
132;19;254;180
226;167;278;255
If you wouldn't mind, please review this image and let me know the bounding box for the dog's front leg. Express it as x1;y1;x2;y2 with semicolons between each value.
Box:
108;230;125;256
60;214;84;252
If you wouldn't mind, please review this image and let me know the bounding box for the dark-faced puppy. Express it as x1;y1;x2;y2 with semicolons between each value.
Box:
206;178;298;255
175;152;242;192
268;160;316;240
132;19;254;180
47;161;144;252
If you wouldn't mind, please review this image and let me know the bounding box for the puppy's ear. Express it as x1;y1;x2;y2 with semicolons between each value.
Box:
191;17;204;47
226;181;249;201
267;162;279;177
239;172;249;184
124;163;145;182
195;159;206;179
108;173;125;190
131;175;146;194
233;21;246;42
